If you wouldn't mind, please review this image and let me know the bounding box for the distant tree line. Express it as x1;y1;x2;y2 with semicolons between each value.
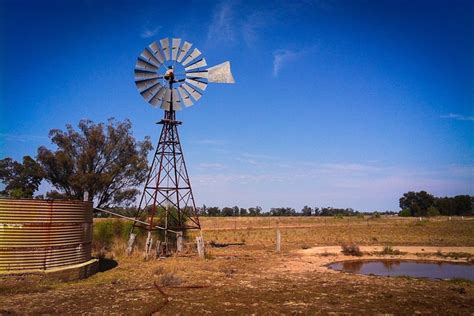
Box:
399;191;473;217
197;205;397;217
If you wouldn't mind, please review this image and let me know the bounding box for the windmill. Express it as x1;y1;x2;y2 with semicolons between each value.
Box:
130;37;234;255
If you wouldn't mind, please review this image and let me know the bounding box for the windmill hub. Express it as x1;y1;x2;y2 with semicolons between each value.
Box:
131;37;235;246
164;67;174;82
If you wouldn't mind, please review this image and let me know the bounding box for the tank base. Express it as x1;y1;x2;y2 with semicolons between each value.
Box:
0;258;99;282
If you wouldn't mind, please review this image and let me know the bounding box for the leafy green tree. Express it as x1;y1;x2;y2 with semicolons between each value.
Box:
270;207;296;216
222;207;234;216
313;207;320;216
398;208;411;217
37;118;152;208
426;206;440;217
301;205;313;216
399;191;435;217
207;206;221;216
0;156;44;198
435;197;456;216
452;195;473;216
239;208;248;216
248;206;262;216
232;206;240;216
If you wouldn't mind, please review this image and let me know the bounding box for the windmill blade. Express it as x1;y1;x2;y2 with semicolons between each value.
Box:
171;38;181;61
182;48;201;66
141;83;163;101
150;86;167;107
148;42;165;64
207;61;235;83
177;41;192;62
134;69;159;81
182;82;202;101
150;97;164;108
140;49;161;67
178;86;193;107
185;70;208;79
135;77;159;92
161;88;172;111
185;58;207;71
172;88;182;110
160;38;171;61
135;58;158;71
185;78;207;91
160;88;182;110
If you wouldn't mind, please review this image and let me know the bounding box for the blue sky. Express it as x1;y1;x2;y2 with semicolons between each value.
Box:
1;0;473;211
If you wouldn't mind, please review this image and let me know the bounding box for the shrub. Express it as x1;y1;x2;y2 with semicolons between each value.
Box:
159;273;182;286
398;208;411;217
153;266;165;276
370;212;381;219
381;245;401;255
341;244;362;256
93;221;115;251
427;206;440;217
93;219;137;254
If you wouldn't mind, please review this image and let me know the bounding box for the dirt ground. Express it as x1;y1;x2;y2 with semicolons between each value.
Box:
1;216;474;315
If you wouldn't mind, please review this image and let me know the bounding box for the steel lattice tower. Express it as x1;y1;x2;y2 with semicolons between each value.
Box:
135;107;200;232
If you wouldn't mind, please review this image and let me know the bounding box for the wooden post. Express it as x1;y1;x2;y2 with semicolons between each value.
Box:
176;232;183;253
276;229;281;252
83;191;89;202
155;240;162;259
196;236;205;258
145;231;153;260
126;233;136;256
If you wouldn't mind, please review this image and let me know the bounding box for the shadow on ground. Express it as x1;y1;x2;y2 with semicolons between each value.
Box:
98;258;118;272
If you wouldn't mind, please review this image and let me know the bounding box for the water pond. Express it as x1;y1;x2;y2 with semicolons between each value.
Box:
328;260;474;281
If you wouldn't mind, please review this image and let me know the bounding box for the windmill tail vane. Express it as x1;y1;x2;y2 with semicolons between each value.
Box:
131;37;234;249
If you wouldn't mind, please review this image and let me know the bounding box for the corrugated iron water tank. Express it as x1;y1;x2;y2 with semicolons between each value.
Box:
0;198;98;280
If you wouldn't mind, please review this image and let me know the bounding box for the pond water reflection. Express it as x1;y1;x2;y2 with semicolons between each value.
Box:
328;260;474;281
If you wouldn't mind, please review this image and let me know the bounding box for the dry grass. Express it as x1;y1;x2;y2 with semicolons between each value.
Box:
193;216;474;250
1;216;473;315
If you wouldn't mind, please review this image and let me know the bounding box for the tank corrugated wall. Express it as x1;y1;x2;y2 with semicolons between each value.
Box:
0;198;93;271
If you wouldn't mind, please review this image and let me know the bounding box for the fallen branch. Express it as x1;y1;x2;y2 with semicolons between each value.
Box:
209;241;245;248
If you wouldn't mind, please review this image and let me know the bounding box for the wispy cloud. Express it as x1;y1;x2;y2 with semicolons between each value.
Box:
241;11;272;46
207;2;276;47
197;163;227;170
440;113;474;121
319;163;381;173
207;2;236;44
0;133;48;143
272;49;300;77
141;26;161;39
191;139;228;146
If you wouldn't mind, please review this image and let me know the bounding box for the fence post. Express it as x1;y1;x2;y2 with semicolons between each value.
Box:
196;236;205;258
276;229;281;252
176;232;183;253
144;231;153;260
126;233;136;256
155;240;162;259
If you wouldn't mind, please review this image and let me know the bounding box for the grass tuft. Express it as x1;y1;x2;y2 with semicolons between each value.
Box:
159;272;182;287
341;244;363;256
380;245;402;255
